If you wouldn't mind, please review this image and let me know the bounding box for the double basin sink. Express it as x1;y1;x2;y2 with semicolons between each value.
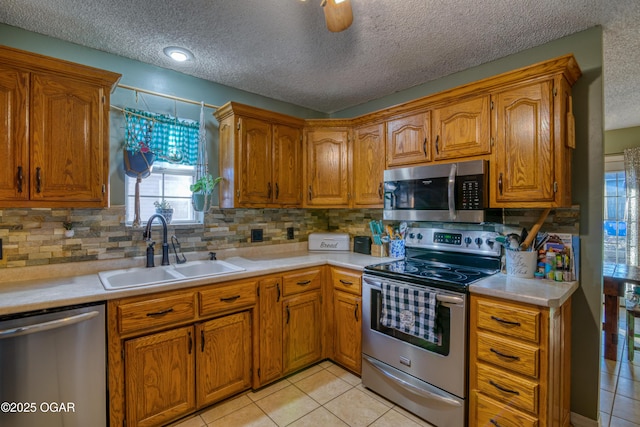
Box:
98;260;245;290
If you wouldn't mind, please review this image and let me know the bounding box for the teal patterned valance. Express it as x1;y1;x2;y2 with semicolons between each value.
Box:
124;107;199;165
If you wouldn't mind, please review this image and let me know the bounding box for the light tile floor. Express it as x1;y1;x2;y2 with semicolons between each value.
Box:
600;307;640;426
169;360;435;427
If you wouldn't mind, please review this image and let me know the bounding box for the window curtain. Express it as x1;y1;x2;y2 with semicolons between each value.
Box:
624;147;640;265
124;108;199;165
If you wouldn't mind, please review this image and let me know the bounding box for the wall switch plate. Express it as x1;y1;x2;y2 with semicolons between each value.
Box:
287;227;294;240
251;229;263;242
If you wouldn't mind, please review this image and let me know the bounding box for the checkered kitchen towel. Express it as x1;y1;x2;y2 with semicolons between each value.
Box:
380;283;439;344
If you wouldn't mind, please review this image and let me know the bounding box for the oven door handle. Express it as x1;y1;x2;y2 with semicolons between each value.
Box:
448;163;457;221
363;355;462;408
435;294;464;306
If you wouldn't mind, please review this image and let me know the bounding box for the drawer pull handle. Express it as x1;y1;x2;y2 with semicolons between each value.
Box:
489;420;502;427
220;295;241;302
276;282;281;302
297;280;311;286
339;279;354;285
491;315;521;327
146;308;174;317
490;348;520;361
354;303;359;321
489;380;520;395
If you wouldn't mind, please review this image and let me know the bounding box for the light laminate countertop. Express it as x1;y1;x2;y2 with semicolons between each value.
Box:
0;248;578;316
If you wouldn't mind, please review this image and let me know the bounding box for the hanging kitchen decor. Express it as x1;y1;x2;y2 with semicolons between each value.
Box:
191;102;220;212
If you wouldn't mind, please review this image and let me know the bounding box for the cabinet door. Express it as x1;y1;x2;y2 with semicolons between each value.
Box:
0;65;29;202
305;128;350;206
283;291;322;373
353;122;385;207
273;124;302;206
333;291;362;374
30;73;107;205
238;116;272;205
432;95;491;160
196;311;252;407
386;112;430;167
491;80;555;206
125;326;195;427
258;277;284;386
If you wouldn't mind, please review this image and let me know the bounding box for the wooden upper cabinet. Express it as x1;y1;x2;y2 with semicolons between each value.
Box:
0;65;29;203
0;46;120;208
432;95;491;161
273;124;303;205
304;126;350;207
386;111;430;167
215;102;304;208
353;122;385;207
490;80;557;207
238;116;273;205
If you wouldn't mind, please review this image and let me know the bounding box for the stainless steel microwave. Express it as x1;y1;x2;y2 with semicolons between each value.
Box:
383;160;501;223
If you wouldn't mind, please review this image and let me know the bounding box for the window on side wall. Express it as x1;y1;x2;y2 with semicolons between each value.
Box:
604;155;626;264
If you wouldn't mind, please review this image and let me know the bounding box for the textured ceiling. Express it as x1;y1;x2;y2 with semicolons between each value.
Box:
1;0;639;130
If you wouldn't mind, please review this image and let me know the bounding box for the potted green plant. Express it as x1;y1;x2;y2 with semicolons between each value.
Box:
154;200;174;224
62;221;74;238
190;174;222;212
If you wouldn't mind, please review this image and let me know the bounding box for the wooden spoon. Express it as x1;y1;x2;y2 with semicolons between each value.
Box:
519;208;551;250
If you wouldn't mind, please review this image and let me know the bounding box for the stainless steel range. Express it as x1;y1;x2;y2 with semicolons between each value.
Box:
362;227;501;427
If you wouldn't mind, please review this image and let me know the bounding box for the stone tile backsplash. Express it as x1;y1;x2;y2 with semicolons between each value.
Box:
0;206;577;269
0;207;381;269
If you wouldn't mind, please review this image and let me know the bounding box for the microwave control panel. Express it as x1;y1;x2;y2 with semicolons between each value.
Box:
457;174;486;210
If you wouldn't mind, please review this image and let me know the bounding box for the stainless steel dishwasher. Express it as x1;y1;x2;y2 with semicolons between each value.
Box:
0;302;106;427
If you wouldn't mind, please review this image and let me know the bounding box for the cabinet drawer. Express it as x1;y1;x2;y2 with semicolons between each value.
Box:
476;331;539;378
199;281;257;316
283;268;321;296
332;268;361;295
476;298;540;343
472;391;539;427
476;362;539;414
118;293;196;334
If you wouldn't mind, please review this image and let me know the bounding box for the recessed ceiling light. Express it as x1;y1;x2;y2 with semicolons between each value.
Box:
163;46;193;62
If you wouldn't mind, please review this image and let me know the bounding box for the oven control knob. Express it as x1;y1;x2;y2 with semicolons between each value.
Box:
486;239;495;249
475;237;483;247
416;233;423;240
464;237;472;247
409;233;415;239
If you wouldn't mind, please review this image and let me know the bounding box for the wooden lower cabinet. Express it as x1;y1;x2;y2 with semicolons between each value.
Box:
332;290;361;373
469;294;572;427
196;312;252;407
124;326;196;427
283;290;322;373
256;276;283;387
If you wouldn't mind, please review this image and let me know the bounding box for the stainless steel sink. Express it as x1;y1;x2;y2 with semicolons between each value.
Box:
173;260;245;278
99;260;245;290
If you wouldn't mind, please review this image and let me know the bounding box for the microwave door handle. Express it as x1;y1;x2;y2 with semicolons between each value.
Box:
448;163;457;220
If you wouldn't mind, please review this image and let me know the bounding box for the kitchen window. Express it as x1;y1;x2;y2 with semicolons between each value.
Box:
125;162;199;225
604;155;626;264
123;107;203;225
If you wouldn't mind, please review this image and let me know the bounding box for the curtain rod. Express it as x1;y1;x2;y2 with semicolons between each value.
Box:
116;83;219;110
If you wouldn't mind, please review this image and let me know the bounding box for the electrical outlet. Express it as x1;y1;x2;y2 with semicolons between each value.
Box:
251;229;263;242
287;227;294;240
